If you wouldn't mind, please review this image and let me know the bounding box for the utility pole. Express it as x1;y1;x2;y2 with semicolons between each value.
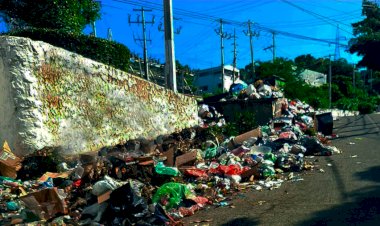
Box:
163;0;177;92
107;28;113;41
370;69;373;92
334;24;346;61
91;21;97;37
243;20;259;82
215;19;231;92
129;7;155;80
328;55;332;109
181;71;185;93
353;64;356;92
272;32;276;62
232;28;238;83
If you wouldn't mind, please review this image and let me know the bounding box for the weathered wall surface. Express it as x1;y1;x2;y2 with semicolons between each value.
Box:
0;36;198;156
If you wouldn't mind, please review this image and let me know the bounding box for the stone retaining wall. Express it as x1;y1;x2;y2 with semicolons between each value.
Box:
0;36;198;156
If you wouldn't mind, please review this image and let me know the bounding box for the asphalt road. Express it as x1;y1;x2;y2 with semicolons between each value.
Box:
183;114;380;226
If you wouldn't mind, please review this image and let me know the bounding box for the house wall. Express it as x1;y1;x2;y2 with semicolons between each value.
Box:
194;66;240;93
0;36;198;156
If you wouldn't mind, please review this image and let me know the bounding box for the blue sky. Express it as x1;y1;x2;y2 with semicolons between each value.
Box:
5;0;365;69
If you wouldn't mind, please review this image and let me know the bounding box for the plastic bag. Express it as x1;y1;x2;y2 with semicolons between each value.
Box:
152;182;195;209
104;182;149;224
184;169;208;178
155;162;180;176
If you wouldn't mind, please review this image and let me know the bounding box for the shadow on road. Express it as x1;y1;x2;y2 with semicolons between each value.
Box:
332;131;380;140
297;166;380;226
220;217;259;226
334;115;364;130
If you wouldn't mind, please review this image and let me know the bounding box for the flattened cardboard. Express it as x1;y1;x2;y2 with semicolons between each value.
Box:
20;188;66;220
162;146;175;167
175;150;197;168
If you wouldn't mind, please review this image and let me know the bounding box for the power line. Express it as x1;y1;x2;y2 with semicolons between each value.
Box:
111;0;350;47
280;0;354;35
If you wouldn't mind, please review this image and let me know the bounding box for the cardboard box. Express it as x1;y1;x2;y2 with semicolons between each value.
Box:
0;141;22;178
20;188;66;220
227;127;262;149
175;150;197;168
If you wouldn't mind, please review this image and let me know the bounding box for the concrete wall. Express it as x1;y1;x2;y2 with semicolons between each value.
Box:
0;36;198;156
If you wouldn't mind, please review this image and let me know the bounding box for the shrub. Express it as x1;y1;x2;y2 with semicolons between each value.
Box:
358;102;375;114
4;28;130;72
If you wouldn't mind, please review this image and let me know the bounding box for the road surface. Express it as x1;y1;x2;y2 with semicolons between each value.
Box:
183;114;380;226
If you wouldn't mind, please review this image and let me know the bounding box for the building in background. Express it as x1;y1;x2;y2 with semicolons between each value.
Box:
299;69;327;87
193;65;241;93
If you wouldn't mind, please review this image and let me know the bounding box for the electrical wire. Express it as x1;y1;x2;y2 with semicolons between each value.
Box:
280;0;354;35
110;0;350;47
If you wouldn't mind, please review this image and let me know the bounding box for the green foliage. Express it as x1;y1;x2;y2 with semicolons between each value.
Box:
201;88;224;98
349;0;380;70
358;102;375;114
233;111;258;134
6;28;131;71
256;57;297;82
0;0;100;34
335;97;359;111
204;111;257;139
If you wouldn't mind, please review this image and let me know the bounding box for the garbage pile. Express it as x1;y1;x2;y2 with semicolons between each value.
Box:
198;104;225;128
226;80;284;100
0;102;340;225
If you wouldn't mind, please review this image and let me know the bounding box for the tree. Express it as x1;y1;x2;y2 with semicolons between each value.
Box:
0;0;100;34
294;54;317;71
349;0;380;70
255;57;298;82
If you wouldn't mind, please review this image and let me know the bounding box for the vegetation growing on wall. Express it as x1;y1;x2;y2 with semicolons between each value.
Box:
7;28;131;72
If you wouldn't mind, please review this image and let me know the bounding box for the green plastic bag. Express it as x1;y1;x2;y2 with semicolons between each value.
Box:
264;153;277;163
155;162;180;176
204;147;217;159
152;182;195;209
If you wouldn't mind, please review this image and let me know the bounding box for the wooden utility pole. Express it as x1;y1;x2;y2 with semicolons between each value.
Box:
215;19;231;92
243;20;259;81
91;21;97;37
129;7;155;80
163;0;177;92
353;64;356;92
232;28;238;83
329;55;332;109
272;32;276;62
107;28;113;41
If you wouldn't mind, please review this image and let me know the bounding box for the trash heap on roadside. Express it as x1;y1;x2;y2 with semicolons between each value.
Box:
0;91;340;225
222;79;284;101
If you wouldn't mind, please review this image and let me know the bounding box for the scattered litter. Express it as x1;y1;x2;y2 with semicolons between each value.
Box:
350;155;358;158
0;84;343;224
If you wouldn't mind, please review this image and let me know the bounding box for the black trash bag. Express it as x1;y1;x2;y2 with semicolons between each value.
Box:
103;182;149;225
80;202;108;224
133;204;169;226
299;137;331;156
107;156;141;180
